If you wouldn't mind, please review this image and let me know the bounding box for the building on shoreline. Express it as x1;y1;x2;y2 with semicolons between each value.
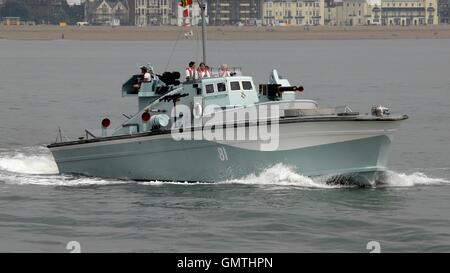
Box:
24;0;64;24
0;0;83;24
324;0;343;25
79;0;444;26
133;0;171;26
262;0;325;26
262;0;440;26
5;0;440;26
438;0;449;23
207;0;262;26
84;0;130;25
2;17;21;26
379;0;439;25
340;0;376;26
324;0;432;26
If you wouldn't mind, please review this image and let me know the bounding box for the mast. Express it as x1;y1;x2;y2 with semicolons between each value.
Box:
198;0;207;64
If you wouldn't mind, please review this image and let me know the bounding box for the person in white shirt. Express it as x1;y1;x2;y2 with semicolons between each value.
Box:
198;62;211;79
142;66;151;82
185;61;199;81
133;66;151;92
219;64;231;77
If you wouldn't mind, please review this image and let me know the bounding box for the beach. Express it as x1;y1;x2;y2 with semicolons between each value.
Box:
1;25;450;41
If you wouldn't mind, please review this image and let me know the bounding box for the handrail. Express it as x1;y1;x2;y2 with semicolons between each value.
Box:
85;130;97;140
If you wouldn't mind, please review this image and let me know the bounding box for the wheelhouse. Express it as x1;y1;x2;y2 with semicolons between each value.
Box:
200;76;259;110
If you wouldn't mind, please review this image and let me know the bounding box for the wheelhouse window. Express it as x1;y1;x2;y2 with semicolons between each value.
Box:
217;82;226;92
230;81;241;91
205;84;214;94
242;81;253;90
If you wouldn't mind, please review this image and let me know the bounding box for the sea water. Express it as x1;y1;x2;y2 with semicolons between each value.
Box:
0;39;449;252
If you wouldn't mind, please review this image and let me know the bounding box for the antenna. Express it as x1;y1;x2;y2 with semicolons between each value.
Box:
197;0;207;64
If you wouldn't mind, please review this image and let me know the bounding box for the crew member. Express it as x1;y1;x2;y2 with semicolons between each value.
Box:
198;62;211;78
147;66;159;82
219;64;231;77
185;61;198;81
133;66;150;92
142;66;151;82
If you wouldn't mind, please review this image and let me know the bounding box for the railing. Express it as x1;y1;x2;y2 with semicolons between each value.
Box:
54;127;72;143
209;67;243;77
85;130;97;140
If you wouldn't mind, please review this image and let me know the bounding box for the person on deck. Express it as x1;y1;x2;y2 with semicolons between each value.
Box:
146;66;159;82
198;62;211;79
142;66;151;82
219;64;231;77
185;61;199;81
133;66;151;92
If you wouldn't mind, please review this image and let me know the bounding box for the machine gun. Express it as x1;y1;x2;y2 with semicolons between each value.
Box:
159;93;189;122
157;71;181;87
259;84;304;100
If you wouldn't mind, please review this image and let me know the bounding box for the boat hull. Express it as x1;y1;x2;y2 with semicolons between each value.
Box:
48;119;404;185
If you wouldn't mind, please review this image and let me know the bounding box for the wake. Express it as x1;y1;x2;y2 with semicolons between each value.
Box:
0;146;58;175
219;163;450;189
0;146;126;186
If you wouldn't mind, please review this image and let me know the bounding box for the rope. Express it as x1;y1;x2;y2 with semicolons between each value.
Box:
195;21;200;64
164;27;185;72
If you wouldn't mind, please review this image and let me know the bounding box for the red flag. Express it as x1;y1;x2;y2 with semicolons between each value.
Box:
179;0;192;7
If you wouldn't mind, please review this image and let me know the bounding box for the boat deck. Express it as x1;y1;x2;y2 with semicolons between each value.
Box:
47;114;408;149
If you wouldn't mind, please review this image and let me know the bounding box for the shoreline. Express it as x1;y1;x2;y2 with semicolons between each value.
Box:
2;25;450;41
